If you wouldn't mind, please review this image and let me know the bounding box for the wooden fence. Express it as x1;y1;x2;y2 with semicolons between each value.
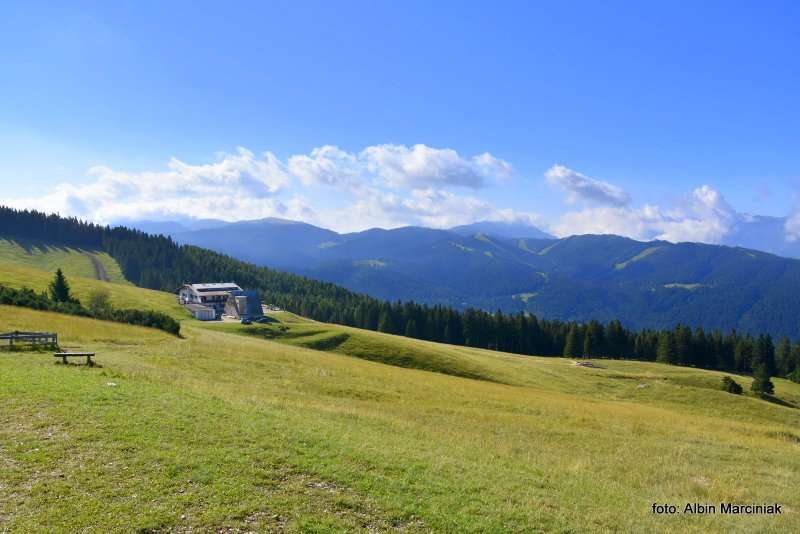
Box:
0;331;58;349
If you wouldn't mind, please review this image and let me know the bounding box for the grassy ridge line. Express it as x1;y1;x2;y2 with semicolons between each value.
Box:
202;312;800;414
0;238;128;284
1;306;799;532
0;261;188;321
209;312;501;382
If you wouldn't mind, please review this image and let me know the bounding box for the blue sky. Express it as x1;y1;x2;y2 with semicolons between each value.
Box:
1;1;799;240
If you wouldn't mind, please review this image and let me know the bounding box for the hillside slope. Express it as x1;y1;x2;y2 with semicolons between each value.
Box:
1;304;799;532
0;238;129;284
0;257;187;320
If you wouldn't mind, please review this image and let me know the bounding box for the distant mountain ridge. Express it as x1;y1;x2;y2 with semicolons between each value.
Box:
721;214;800;259
449;221;554;239
124;217;800;337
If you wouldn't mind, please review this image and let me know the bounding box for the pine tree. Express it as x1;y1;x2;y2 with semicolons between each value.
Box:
790;342;800;380
48;268;73;303
776;337;792;377
583;320;602;358
693;327;709;368
605;320;626;358
753;334;776;377
751;364;775;396
673;325;692;365
377;310;392;333
563;323;580;358
656;331;676;363
734;338;753;372
404;318;418;338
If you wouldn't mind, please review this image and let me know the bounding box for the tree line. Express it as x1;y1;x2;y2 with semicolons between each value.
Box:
2;206;799;388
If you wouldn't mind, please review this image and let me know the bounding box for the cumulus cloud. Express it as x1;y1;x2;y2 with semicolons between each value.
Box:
545;164;631;207
288;143;512;190
657;185;736;243
287;145;361;188
362;144;511;189
4;147;299;223
1;144;531;233
315;185;540;233
786;213;800;242
552;184;738;244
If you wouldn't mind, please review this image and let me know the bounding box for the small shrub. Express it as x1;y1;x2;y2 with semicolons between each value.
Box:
789;368;800;384
721;376;743;394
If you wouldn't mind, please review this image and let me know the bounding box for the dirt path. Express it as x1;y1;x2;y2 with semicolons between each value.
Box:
85;253;110;282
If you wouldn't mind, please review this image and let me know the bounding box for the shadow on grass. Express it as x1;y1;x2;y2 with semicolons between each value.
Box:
3;237;103;256
760;394;798;409
54;361;104;368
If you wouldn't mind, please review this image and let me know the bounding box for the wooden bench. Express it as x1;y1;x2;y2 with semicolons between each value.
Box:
54;352;95;366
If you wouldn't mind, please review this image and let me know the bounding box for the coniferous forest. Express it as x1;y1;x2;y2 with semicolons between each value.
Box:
2;206;799;385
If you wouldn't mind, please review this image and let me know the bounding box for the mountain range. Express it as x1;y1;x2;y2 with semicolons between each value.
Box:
124;217;800;336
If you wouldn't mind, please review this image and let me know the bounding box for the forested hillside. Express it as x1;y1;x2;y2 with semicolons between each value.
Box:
163;217;800;338
2;206;799;385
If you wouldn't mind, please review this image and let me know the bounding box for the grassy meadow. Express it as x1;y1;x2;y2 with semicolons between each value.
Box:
0;241;187;320
1;302;799;533
0;239;128;284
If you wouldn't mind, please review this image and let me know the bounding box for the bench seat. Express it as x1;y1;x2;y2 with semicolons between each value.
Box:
54;352;95;365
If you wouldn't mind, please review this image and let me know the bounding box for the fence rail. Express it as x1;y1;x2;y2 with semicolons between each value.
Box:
0;330;58;348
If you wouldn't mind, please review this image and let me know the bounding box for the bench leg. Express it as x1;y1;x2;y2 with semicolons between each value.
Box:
87;356;93;367
61;356;67;365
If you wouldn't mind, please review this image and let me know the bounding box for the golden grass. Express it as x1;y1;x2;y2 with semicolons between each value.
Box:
0;259;188;320
0;238;128;284
1;305;798;532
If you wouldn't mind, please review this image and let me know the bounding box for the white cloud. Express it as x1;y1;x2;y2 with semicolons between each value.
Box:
2;150;765;245
399;188;512;228
1;144;529;233
545;164;631;207
553;205;660;240
786;213;800;242
362;144;511;189
315;185;540;233
552;184;738;244
288;143;512;190
287;145;361;187
657;185;736;243
3;148;297;223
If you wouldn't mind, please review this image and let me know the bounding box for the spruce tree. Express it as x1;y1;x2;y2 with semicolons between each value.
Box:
583;321;602;358
656;331;676;364
377;310;392;333
48;268;73;303
693;327;709;368
751;364;775;396
673;325;692;365
753;335;776;377
563;323;580;358
776;337;792;377
734;338;753;372
404;318;418;338
790;342;800;380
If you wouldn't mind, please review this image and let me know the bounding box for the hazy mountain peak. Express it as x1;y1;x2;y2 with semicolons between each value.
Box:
449;220;554;240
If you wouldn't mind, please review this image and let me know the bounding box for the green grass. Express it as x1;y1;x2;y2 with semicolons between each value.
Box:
204;312;800;409
0;251;188;321
614;246;665;270
2;305;799;533
0;238;128;284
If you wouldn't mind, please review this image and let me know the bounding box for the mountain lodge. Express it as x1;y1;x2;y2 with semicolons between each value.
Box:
177;282;265;321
